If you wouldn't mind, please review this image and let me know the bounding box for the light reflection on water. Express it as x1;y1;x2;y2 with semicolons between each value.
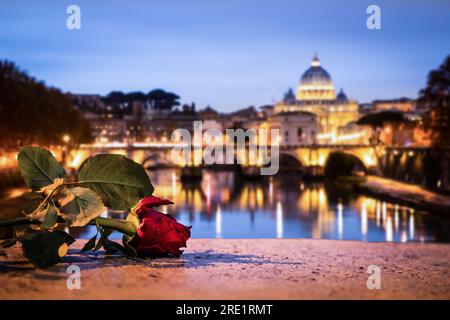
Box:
65;169;449;242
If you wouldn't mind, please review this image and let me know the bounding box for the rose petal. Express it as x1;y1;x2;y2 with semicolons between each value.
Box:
129;206;191;258
135;196;174;213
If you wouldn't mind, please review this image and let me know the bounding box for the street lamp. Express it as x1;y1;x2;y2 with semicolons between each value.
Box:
61;134;71;166
62;134;71;144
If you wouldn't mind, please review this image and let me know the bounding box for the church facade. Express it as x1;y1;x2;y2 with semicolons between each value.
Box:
273;54;360;144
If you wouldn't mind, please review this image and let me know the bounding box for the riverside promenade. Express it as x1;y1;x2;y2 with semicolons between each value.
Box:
1;239;449;299
359;176;450;213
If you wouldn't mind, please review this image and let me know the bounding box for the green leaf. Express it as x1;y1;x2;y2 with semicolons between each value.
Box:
103;238;135;257
60;231;76;245
122;234;137;258
81;234;97;252
102;239;124;255
59;187;106;227
19;230;74;268
40;205;58;229
78;154;153;210
94;236;104;251
17;146;66;191
103;227;114;238
92;224;135;257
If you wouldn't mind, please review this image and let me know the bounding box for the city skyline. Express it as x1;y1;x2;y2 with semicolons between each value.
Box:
1;0;450;111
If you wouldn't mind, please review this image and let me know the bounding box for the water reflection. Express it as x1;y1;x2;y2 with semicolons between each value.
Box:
9;168;447;243
216;206;222;238
148;169;449;242
276;201;283;239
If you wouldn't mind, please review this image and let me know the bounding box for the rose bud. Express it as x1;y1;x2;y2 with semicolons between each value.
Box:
128;196;191;258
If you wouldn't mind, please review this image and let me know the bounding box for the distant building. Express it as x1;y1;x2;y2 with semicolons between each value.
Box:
198;105;219;120
70;94;105;111
372;98;416;113
268;111;318;146
378;112;430;147
90;117;127;143
229;106;259;124
260;105;275;117
358;103;373;116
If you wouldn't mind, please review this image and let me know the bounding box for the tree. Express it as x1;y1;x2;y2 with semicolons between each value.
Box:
0;60;92;148
418;55;450;147
104;91;126;106
357;110;404;128
147;89;180;110
126;91;147;103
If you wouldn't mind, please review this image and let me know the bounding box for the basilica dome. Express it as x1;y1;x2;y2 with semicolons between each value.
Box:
296;54;336;101
336;88;348;104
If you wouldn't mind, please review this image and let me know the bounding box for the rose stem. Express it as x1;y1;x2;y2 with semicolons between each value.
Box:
0;217;136;237
91;217;136;237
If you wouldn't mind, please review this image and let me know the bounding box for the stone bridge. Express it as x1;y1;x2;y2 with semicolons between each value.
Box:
64;143;380;171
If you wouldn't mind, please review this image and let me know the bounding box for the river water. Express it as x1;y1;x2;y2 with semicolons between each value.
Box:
2;169;448;242
62;169;449;243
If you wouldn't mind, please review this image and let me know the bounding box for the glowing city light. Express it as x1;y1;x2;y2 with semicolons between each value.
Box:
216;206;222;238
382;202;387;227
376;201;381;226
361;201;368;237
409;212;415;239
337;202;344;239
401;230;408;243
386;216;394;242
69;153;83;168
268;179;273;205
62;134;71;143
276;201;283;239
394;206;399;231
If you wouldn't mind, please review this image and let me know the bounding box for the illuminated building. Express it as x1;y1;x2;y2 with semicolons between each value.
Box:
268;111;318;146
273;54;360;143
373;98;416;113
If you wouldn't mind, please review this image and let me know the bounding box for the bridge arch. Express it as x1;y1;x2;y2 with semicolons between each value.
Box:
278;151;305;171
341;148;377;168
324;150;368;177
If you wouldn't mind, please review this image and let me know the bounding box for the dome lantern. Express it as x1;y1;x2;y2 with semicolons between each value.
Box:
311;52;321;67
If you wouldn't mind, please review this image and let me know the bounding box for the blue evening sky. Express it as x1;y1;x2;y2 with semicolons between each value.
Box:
1;0;449;111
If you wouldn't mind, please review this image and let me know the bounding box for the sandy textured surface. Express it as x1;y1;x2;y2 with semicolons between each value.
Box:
1;239;450;300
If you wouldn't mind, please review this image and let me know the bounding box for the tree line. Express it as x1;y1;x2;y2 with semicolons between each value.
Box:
101;89;180;113
0;61;91;148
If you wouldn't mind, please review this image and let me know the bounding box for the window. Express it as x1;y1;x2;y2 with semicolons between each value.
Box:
297;128;303;139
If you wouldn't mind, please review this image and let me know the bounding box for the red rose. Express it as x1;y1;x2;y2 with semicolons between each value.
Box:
128;196;191;257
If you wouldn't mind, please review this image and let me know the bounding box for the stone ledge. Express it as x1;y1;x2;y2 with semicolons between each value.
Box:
1;239;450;299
